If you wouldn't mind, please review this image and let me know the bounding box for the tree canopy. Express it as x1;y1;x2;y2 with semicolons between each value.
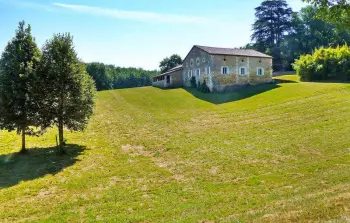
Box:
37;33;96;153
303;0;350;29
251;0;294;70
159;54;182;73
281;5;350;69
0;21;41;152
246;2;350;71
86;62;158;91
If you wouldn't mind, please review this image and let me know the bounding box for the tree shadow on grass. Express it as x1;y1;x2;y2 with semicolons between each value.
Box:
184;83;281;105
0;144;85;189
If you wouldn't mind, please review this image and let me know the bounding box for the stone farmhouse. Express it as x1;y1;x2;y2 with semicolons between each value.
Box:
152;45;273;92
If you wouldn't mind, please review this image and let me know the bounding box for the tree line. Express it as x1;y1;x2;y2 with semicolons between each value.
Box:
85;62;158;91
0;21;96;154
245;0;350;71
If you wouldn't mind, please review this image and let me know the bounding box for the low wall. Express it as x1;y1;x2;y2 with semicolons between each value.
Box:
152;80;166;88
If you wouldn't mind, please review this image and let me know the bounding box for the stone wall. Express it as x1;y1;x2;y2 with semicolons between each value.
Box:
182;47;212;88
152;79;166;88
182;46;273;92
152;69;183;88
170;69;183;88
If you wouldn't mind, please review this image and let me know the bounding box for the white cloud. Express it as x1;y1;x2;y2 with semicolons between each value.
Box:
52;2;211;24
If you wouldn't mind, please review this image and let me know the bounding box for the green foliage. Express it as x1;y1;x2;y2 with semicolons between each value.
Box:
248;3;350;71
190;76;197;88
85;62;113;91
37;33;96;150
293;45;350;81
159;54;182;73
197;79;210;93
86;62;158;91
303;0;350;29
0;21;41;151
282;6;350;70
251;0;293;71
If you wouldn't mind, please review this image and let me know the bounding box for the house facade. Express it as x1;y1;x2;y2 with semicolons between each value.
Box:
153;45;273;92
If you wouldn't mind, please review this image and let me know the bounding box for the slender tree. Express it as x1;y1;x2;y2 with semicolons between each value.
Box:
37;33;96;154
0;21;41;152
159;54;183;73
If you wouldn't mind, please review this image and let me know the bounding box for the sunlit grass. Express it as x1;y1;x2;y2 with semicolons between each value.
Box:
1;75;350;222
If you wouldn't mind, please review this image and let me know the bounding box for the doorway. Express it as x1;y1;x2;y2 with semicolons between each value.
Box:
166;75;171;84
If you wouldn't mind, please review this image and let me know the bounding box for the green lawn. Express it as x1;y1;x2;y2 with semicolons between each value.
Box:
1;75;350;222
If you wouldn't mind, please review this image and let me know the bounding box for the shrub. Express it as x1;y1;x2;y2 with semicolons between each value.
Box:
190;76;197;88
293;45;350;81
197;79;210;93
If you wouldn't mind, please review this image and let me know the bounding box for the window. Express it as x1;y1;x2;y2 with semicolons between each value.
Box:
221;66;229;75
202;57;206;63
188;70;193;78
186;63;188;68
195;69;201;76
196;57;200;66
190;59;194;67
206;66;211;75
257;68;264;76
239;67;247;75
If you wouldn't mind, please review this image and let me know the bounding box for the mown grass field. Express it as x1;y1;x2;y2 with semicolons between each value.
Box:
1;75;350;222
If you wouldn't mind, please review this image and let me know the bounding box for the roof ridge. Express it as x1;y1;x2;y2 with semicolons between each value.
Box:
194;45;272;58
196;45;256;51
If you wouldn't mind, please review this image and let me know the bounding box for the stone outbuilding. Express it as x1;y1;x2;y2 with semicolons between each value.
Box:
153;45;273;92
152;65;183;88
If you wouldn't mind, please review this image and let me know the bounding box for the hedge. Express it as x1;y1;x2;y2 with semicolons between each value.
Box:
293;45;350;81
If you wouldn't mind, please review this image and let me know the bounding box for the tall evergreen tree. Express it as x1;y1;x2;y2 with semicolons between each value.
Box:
0;21;41;152
37;33;96;154
251;0;293;70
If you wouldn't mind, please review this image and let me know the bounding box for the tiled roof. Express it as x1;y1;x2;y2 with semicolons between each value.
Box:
168;65;183;71
195;45;272;58
154;64;183;77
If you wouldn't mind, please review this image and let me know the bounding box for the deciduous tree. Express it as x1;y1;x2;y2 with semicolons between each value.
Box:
37;33;96;154
281;6;350;69
0;21;41;152
159;54;182;73
303;0;350;29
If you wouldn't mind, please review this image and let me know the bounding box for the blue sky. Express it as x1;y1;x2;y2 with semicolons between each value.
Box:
0;0;307;70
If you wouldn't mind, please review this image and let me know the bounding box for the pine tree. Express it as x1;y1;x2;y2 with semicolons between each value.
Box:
0;21;41;152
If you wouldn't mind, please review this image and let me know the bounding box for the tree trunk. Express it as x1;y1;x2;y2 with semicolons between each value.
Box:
20;127;26;153
57;118;65;154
